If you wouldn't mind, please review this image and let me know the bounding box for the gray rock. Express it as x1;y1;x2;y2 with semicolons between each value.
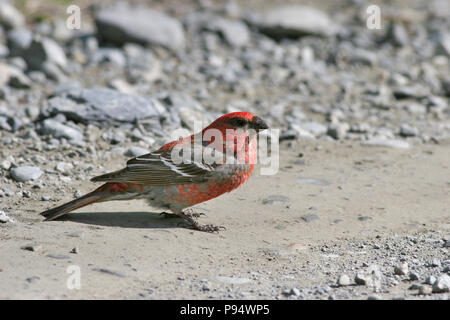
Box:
7;27;32;56
394;262;409;275
262;195;290;205
10;166;43;182
327;123;349;140
0;62;31;88
55;162;74;174
0;210;14;223
95;5;185;51
419;285;432;295
21;243;42;252
393;86;426;100
354;265;382;290
26;276;40;283
70;247;79;254
425;275;437;285
41;119;83;142
215;276;251;284
409;272;420;281
23;37;68;71
301;122;327;136
48;88;160;124
1;159;11;170
337;274;352;286
390;23;409;46
90;48;127;67
399;124;419;137
124;146;149;157
92;268;127;278
206;18;250;47
46;254;70;260
355;273;371;286
432;274;450;293
436;32;450;57
300;213;319;223
253;5;337;39
0;2;25;29
362;139;410;149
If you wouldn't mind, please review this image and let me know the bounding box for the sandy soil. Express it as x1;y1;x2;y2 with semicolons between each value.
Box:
1;139;449;299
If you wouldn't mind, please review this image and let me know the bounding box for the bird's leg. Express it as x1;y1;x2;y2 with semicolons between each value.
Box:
159;211;179;219
175;210;225;233
184;208;206;218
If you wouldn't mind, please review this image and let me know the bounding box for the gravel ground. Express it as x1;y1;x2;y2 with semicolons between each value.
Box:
0;0;449;299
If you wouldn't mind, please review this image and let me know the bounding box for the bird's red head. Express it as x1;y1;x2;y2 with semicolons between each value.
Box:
203;112;269;134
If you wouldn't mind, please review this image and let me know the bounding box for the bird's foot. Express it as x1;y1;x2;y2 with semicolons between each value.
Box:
175;211;224;233
184;208;206;218
177;221;225;233
191;222;226;233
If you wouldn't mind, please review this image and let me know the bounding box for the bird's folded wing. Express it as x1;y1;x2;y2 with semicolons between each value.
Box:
90;151;214;185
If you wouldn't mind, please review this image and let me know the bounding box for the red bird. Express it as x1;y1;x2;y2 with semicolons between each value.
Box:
40;112;268;232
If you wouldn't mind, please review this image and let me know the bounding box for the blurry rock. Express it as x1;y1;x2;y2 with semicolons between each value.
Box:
327;123;349;140
394;262;409;275
390;23;409;46
399;124;419;137
206;18;250;47
0;62;31;88
48;87;161;124
350;49;378;66
300;213;320;223
0;210;14;223
95;4;185;51
0;2;25;29
362;139;410;149
90;48;126;67
301;122;328;137
10;166;43;182
23;37;68;71
436;32;450;57
56;162;74;174
262;195;290;205
432;274;450;293
41;118;83;142
108;78;136;94
6;27;32;56
252;5;337;39
337;274;352;286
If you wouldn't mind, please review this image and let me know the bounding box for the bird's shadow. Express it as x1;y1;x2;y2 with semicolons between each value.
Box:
59;211;182;229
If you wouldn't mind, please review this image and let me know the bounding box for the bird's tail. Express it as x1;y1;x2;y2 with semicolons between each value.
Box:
40;191;108;221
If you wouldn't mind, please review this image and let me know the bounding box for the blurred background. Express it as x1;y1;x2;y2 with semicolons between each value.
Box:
0;0;449;171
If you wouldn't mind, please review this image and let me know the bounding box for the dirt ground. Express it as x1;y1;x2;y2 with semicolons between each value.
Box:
1;139;449;299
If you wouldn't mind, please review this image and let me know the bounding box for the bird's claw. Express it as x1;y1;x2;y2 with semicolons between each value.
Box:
177;221;225;233
183;209;206;218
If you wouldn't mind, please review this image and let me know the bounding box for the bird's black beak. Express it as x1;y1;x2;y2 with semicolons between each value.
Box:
251;116;269;132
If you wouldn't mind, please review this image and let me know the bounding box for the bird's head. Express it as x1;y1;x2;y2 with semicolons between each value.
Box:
203;112;269;134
